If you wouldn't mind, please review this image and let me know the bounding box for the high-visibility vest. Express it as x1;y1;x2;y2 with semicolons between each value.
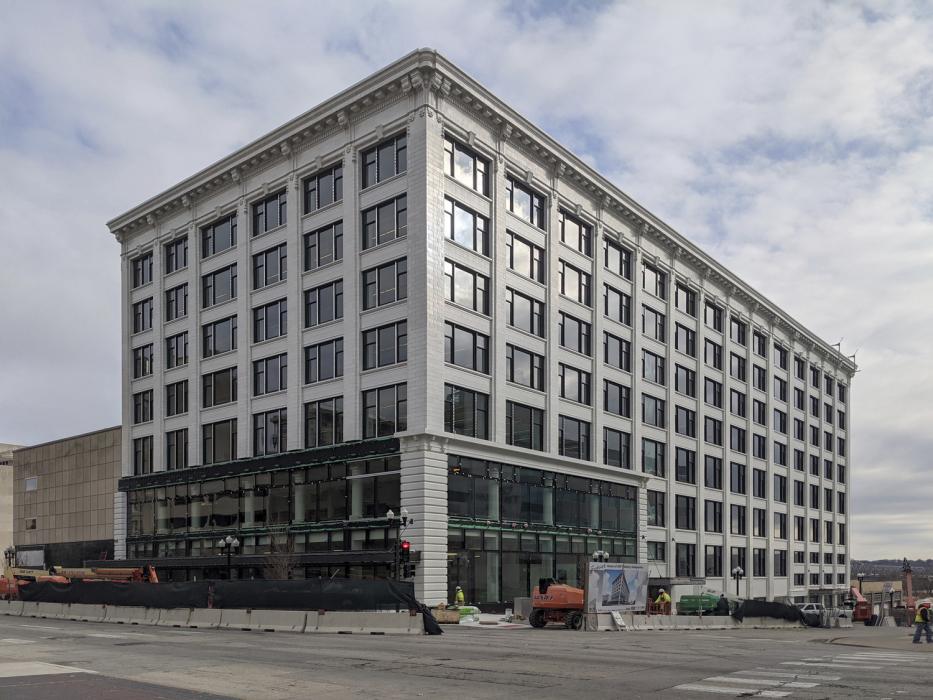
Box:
455;590;465;604
916;608;929;624
655;592;671;604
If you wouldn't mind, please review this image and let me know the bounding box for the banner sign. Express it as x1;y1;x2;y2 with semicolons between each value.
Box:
587;562;649;612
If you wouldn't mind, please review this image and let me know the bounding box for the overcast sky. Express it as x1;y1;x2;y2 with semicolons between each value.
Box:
1;1;931;560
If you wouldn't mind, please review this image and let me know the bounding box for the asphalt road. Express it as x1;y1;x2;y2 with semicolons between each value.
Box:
0;616;929;699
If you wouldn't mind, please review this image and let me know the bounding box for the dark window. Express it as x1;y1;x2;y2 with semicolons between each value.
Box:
164;284;187;322
201;213;237;258
604;284;632;326
131;252;153;288
365;321;408;370
774;344;788;369
675;323;696;357
202;316;237;357
558;416;590;460
753;548;766;577
730;505;746;535
642;349;665;386
774;376;787;402
505;344;544;389
444;136;488;194
363;194;407;250
304;279;344;327
753;331;767;357
164;237;188;275
253;298;287;342
303;162;343;214
676;447;696;483
730;462;746;494
203;367;237;407
506;288;545;336
304;339;343;383
603;238;632;279
774;513;787;539
203;419;237;464
506;231;545;282
730;425;746;453
704;456;722;489
675;495;696;530
132;298;152;334
730;352;746;382
558;364;591;405
252;190;287;236
705;501;723;533
704;378;722;408
603;379;631;418
705;545;723;577
753;468;767;499
730;389;747;418
304;221;344;271
506;176;545;229
559;210;592;256
705;339;723;370
730;316;747;346
705;302;723;332
361;133;406;188
675;283;697;317
558;260;592;306
559;312;592;355
133;436;152;475
362;383;407;438
444;385;489;439
443;259;486;313
752;433;766;459
506;402;544;451
304;397;343;448
647;490;665;526
202;264;237;308
675;406;696;438
165;333;187;369
604;332;631;372
444;197;488;255
704;416;723;446
165;429;188;471
132;389;153;424
642;263;667;300
165;380;188;417
253;408;287;456
642;305;666;342
253;353;287;396
133;344;154;378
603;427;630;468
642;438;665;477
676;544;696;577
253;243;287;289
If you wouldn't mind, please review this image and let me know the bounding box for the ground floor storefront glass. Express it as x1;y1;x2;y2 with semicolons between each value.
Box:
447;454;638;607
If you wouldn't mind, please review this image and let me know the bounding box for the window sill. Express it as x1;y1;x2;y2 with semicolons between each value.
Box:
252;223;287;241
202;297;237;314
444;236;490;260
253;278;288;294
304;317;344;333
443;173;491;203
504;380;545;395
360;361;406;376
203;349;238;362
362;298;407;316
201;246;237;265
252;335;287;350
361;234;408;258
360;171;407;196
301;198;343;222
443;299;489;321
443;362;490;380
253;388;288;400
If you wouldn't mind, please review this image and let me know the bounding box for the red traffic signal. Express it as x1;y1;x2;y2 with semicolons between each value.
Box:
400;540;411;552
399;540;411;562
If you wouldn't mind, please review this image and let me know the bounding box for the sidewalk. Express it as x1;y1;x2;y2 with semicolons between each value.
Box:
827;626;933;651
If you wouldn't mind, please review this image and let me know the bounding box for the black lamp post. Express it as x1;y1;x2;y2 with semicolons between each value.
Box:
386;508;412;580
218;535;239;580
732;566;744;597
3;546;14;568
857;572;865;594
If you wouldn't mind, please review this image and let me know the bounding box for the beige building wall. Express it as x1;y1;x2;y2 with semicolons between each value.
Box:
13;427;121;566
0;443;18;560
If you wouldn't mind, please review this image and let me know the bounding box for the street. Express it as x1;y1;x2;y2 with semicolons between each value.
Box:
0;616;929;699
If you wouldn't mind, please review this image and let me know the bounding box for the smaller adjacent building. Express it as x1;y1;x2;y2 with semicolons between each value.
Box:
0;443;19;559
13;427;121;567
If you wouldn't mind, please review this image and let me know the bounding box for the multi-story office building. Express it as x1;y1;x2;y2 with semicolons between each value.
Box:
107;49;854;607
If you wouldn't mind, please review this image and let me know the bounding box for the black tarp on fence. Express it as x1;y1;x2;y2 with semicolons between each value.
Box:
18;580;208;608
732;599;805;624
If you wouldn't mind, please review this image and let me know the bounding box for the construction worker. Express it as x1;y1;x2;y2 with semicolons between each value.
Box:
655;588;672;614
454;586;465;606
913;602;932;643
715;594;730;616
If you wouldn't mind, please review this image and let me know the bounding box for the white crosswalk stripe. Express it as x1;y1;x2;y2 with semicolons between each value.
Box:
0;662;96;678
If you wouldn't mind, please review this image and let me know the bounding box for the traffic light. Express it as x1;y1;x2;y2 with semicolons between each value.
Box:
399;539;411;563
402;562;416;579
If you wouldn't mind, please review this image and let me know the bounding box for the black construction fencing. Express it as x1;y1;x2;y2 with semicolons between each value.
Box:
732;599;805;624
18;580;208;608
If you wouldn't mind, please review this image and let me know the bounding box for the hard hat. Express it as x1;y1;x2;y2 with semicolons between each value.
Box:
658;588;665;593
456;586;462;590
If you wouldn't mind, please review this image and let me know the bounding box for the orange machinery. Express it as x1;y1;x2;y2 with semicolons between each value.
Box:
849;587;871;623
530;578;585;630
0;565;69;600
50;566;159;583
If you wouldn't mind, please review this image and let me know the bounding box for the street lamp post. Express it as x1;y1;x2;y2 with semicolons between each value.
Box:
3;546;15;568
732;566;744;597
218;535;239;580
386;508;412;581
857;572;865;594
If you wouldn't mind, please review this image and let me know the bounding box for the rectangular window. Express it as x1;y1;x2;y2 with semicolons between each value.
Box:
676;544;696;578
730;389;747;418
506;288;545;337
361;133;406;188
675;283;697;317
202;316;237;358
164;237;188;275
704;456;723;489
753;548;766;577
604;284;632;326
444;197;488;255
676;447;696;483
559;209;592;256
444;135;488;195
202;367;237;408
504;343;544;389
443;259;486;314
705;500;723;533
774;376;787;402
773;409;787;435
603;379;631;418
704;378;723;408
675;495;696;530
506;176;545;229
675;365;696;397
252;243;287;291
365;320;408;370
132;298;152;334
730;504;747;535
705;416;723;446
254;353;288;396
303;162;343;214
252;190;287;236
202;418;237;465
642;263;667;300
133;436;153;475
642;305;666;342
559;312;592;355
133;344;154;378
774;441;787;466
794;516;805;542
705;339;723;370
133;389;153;424
558;416;590;460
753;468;767;499
730;462;746;494
730;316;747;346
304;339;343;384
753;331;767;357
165;380;188;417
165;332;188;369
444;385;489;439
752;433;766;459
794;480;805;506
304;396;343;448
647;490;665;526
202;264;237;308
705;545;723;577
506;401;545;451
558;364;591;405
253;408;287;456
603;427;631;468
362;383;407;438
705;302;724;332
131;252;153;288
675;406;696;438
774;474;787;503
642;349;665;386
165;429;188;471
675;323;696;357
304;279;343;327
648;542;666;561
201;213;237;258
730;425;746;453
730;353;746;382
642;438;665;477
603;238;632;279
558;260;592;306
164;283;188;322
794;356;806;380
838;383;847;403
304;221;344;271
642;394;666;428
506;230;545;282
774;344;788;370
603;332;631;372
253;298;287;342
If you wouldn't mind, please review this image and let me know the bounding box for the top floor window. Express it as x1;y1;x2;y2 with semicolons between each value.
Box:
730;316;747;346
131;252;152;289
201;213;237;258
303;162;343;214
559;210;592;257
774;344;788;370
252;190;287;236
362;133;407;188
164;237;187;275
506;176;545;229
444;136;488;195
642;263;667;300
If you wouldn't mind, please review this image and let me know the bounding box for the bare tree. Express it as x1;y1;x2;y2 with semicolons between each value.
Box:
263;531;297;580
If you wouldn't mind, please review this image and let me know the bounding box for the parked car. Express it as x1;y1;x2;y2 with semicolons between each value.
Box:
796;602;826;614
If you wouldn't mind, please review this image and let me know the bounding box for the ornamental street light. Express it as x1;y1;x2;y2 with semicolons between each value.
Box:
218;535;239;580
3;546;14;568
387;508;414;580
732;566;745;597
857;572;865;594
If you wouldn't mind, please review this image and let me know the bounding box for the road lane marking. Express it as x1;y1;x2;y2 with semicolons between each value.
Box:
0;639;35;644
704;676;784;686
781;661;880;669
737;670;842;681
0;662;97;678
675;683;788;696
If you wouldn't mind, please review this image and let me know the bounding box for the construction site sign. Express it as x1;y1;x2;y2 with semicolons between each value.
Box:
586;562;649;612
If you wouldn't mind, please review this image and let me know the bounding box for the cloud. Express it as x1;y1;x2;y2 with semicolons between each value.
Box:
1;0;931;559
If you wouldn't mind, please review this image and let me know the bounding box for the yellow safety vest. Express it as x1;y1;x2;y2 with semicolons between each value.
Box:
655;592;671;604
916;608;928;624
455;590;465;604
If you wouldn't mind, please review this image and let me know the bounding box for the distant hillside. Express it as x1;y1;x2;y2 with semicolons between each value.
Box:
852;559;933;576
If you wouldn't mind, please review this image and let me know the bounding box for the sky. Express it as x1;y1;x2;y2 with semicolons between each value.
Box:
1;1;931;560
